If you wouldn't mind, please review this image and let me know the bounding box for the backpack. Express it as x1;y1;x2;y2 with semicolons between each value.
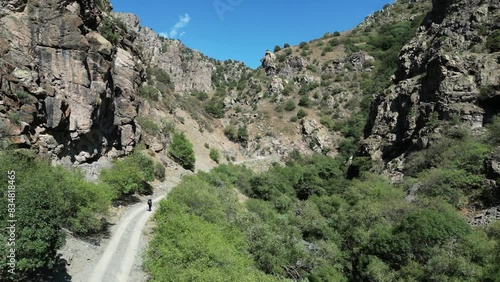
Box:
148;199;152;205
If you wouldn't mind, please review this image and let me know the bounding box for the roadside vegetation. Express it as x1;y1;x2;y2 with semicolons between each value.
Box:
146;132;500;281
0;149;165;280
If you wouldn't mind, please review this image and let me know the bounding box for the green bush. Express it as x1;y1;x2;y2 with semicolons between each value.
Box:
205;98;225;118
274;45;281;52
192;90;209;101
15;90;35;104
0;151;113;279
98;17;120;44
237;126;249;144
320;115;335;130
284;99;296;111
487;116;500;145
297;109;307;119
138;85;159;101
168;131;196;171
486;30;500;53
136;116;160;135
224;125;249;145
153;68;171;85
209;148;220;164
284;43;290;48
224;125;238;141
154;162;166;181
323;45;334;53
100;153;155;197
299;96;311;107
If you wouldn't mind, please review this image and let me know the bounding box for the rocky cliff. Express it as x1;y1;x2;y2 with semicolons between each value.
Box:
363;0;499;169
0;0;145;163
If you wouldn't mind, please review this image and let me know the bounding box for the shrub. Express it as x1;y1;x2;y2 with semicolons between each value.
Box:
192;90;209;101
224;125;238;141
284;43;290;48
154;162;166;181
154;68;171;85
138;85;159;101
333;31;341;36
487;116;500;145
237;126;249;144
205;98;225;118
299;41;308;49
15;90;34;104
168;131;196;171
306;64;318;72
290;116;298;122
8;112;21;125
100;153;155;197
136;116;160;135
209;148;221;164
284;99;296;111
274;45;281;52
0;149;114;279
324;45;334;53
320;115;335;130
297;109;307;119
486;30;500;53
299;96;311;107
98;17;120;44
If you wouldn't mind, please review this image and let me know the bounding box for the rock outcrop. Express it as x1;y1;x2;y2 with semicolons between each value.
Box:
363;0;500;165
0;0;144;162
114;12;249;94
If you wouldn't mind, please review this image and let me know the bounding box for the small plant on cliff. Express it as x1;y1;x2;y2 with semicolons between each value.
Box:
486;116;500;146
136;116;160;135
154;162;166;181
138;85;159;101
209;148;221;164
98;17;120;44
486;30;500;53
15;90;34;104
168;131;196;171
205;98;225;118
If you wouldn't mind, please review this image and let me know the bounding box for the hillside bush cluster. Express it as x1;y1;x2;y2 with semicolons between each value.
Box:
0;151;113;279
146;150;500;281
168;131;196;171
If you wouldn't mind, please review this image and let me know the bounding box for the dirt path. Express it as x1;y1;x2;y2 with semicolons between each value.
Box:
59;175;183;282
59;156;279;282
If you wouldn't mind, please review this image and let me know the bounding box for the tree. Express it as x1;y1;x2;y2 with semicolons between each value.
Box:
168;132;196;171
274;45;281;52
284;43;290;48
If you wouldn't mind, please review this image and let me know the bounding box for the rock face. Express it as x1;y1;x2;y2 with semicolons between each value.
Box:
114;13;248;94
0;0;143;162
363;0;500;164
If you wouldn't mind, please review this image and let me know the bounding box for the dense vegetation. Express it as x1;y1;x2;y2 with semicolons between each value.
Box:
0;151;112;280
146;122;500;281
168;131;196;171
0;150;164;280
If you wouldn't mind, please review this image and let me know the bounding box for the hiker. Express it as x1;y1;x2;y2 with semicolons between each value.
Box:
147;198;152;211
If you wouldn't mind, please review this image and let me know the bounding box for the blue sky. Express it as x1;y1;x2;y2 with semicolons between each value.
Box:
111;0;394;68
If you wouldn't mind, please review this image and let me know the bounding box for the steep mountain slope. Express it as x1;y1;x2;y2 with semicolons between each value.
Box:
0;0;433;168
362;0;500;175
